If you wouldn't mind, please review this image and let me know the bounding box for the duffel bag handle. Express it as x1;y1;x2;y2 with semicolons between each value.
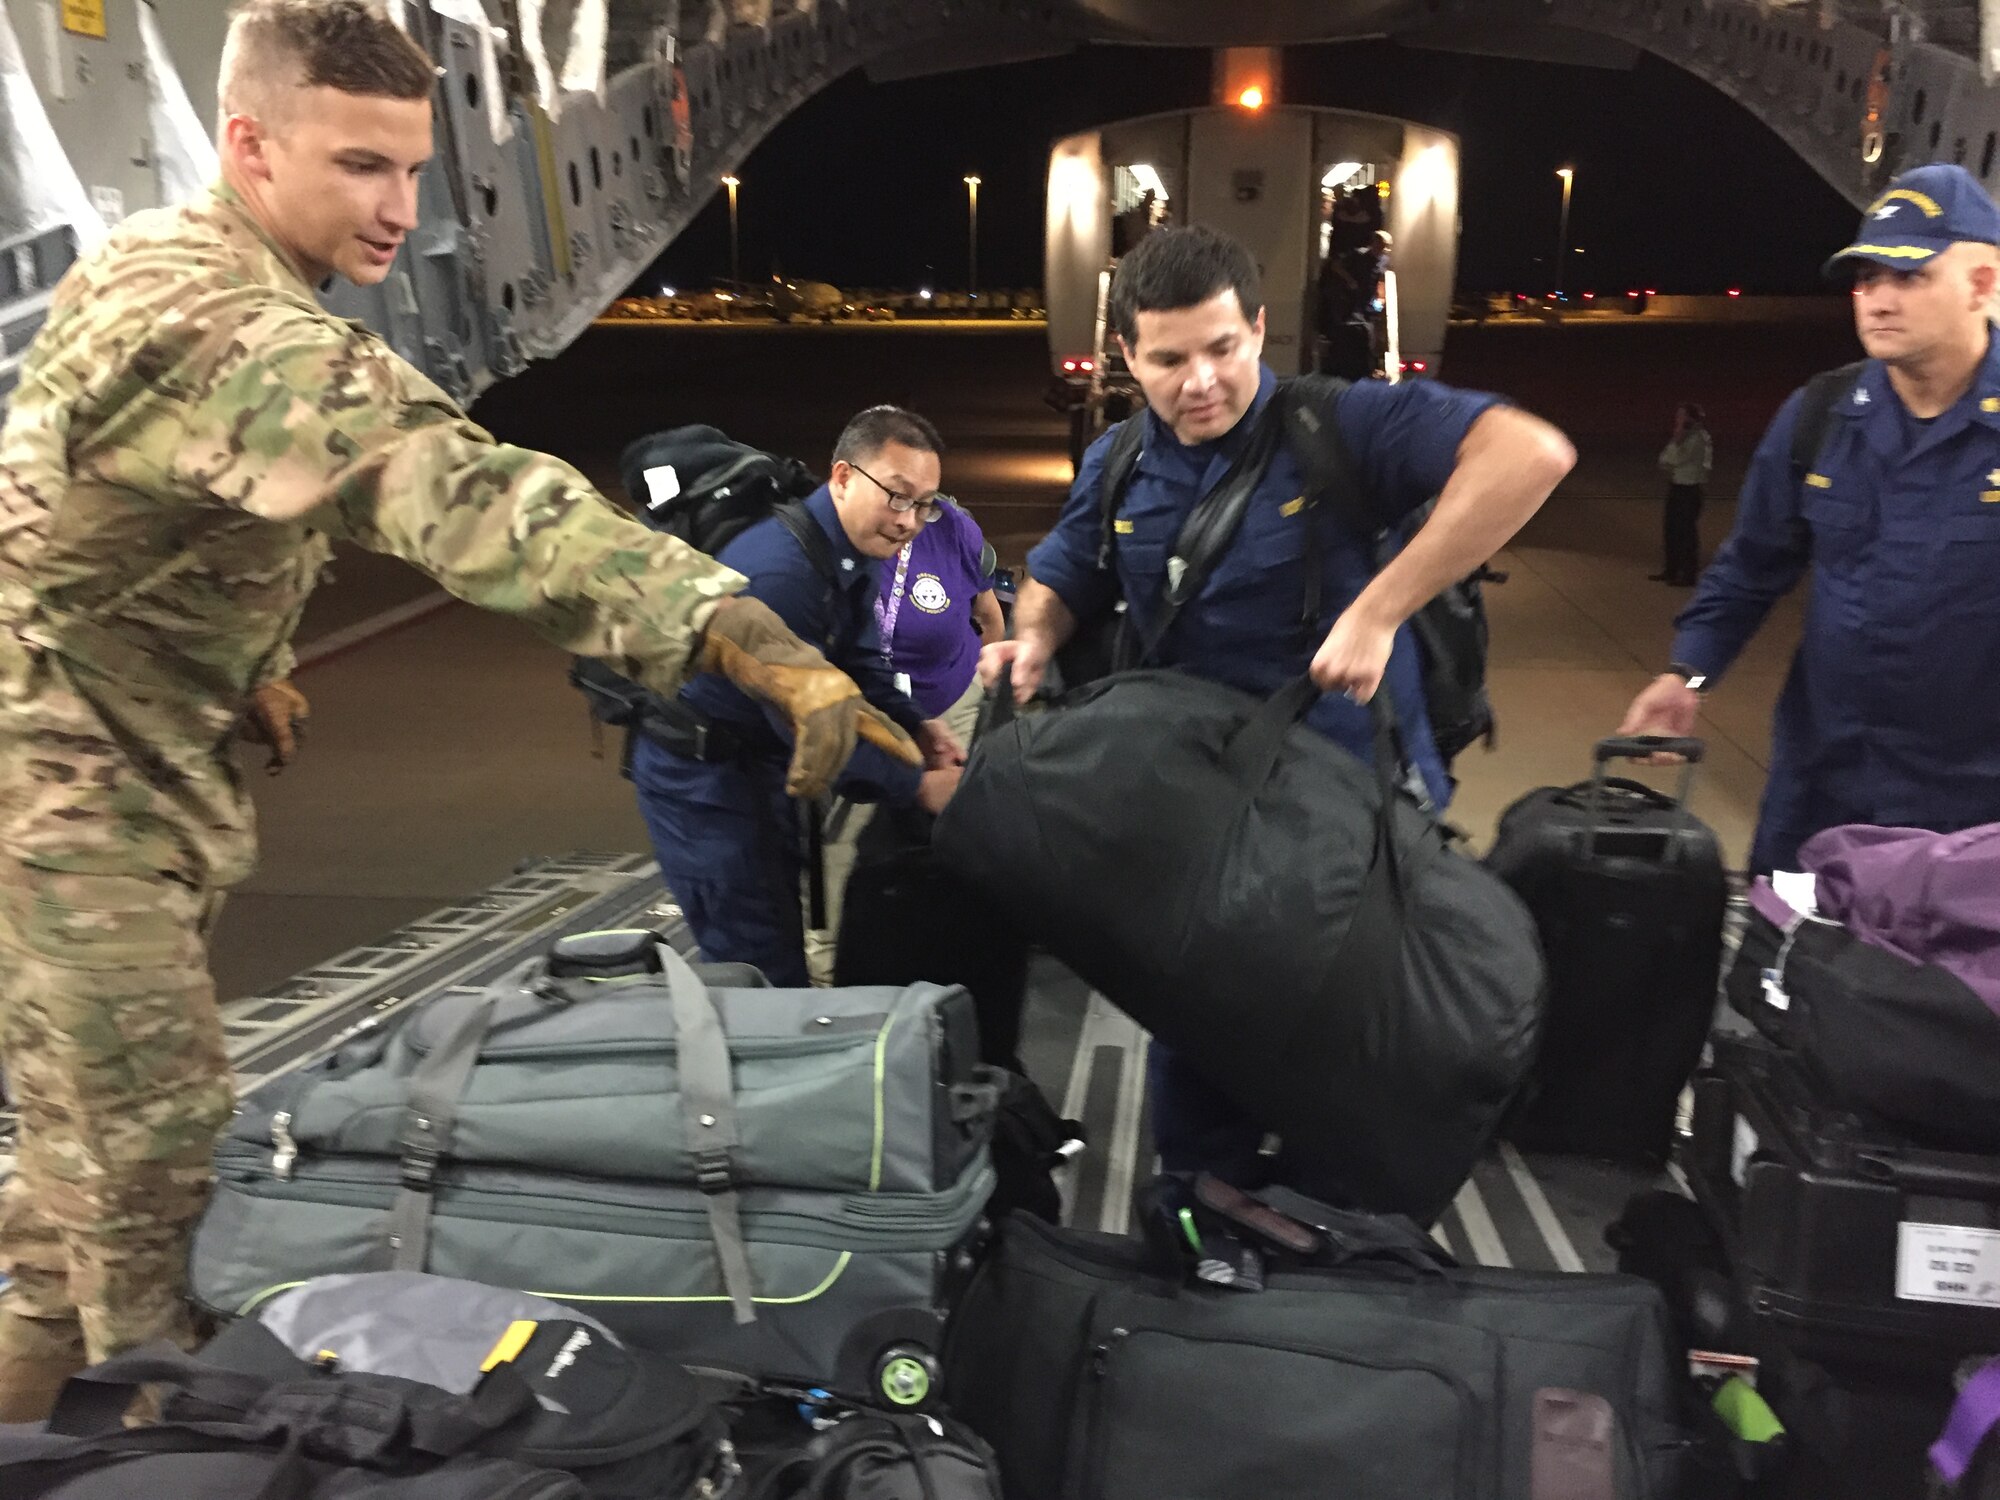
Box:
980;659;1019;734
656;941;760;1325
1219;677;1409;829
1254;1184;1457;1276
1218;679;1411;1018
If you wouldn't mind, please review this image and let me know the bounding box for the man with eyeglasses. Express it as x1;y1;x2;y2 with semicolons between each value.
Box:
630;406;967;985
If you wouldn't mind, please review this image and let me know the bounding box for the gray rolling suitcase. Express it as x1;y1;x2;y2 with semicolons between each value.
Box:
191;928;999;1408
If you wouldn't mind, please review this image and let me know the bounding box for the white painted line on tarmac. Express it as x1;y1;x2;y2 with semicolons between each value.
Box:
1452;1176;1513;1268
295;591;456;671
1498;1142;1587;1273
1101;1021;1152;1238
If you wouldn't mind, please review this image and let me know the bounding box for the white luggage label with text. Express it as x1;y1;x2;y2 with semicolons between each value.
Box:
1896;1223;2000;1307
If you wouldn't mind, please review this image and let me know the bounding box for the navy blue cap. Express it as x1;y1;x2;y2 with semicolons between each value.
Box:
1825;164;2000;277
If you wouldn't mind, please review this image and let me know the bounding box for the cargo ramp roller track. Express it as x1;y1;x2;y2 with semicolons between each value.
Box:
0;851;1672;1275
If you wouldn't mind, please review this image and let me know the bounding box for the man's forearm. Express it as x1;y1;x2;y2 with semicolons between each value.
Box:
1349;406;1574;630
1013;578;1080;654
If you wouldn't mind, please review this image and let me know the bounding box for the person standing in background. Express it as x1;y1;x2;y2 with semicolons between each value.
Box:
1653;401;1713;585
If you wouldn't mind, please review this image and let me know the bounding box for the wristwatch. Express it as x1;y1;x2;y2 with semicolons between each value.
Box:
1667;662;1711;694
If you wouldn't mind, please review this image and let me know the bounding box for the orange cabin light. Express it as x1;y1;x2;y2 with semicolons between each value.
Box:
1236;85;1265;111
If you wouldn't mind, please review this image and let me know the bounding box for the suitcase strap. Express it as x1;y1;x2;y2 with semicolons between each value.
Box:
385;987;504;1272
660;941;759;1325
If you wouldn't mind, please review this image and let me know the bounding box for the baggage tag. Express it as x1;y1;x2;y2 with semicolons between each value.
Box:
642;464;681;513
1758;970;1791;1012
1896;1223;2000;1308
1688;1350;1761;1388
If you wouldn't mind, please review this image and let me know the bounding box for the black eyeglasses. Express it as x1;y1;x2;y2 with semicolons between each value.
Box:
848;462;948;523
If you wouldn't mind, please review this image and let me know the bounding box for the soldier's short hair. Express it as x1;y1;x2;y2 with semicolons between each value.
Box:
833;406;945;468
219;0;435;131
1109;225;1265;347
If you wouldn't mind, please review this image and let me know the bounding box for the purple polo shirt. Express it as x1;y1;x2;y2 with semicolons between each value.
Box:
875;499;989;718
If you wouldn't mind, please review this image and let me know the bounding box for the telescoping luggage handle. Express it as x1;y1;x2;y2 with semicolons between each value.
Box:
379;944;761;1325
1581;735;1706;854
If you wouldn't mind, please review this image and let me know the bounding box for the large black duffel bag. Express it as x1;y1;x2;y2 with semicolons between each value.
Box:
931;670;1545;1224
1725;904;2000;1154
943;1201;1691;1500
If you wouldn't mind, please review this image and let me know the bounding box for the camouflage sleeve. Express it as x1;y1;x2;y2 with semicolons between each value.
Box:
167;301;745;697
253;640;297;690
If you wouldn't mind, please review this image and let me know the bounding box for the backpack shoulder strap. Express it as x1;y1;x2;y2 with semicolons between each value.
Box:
1277;373;1390;632
773;500;843;594
1279;373;1382;537
1789;360;1867;481
1093;415;1149;570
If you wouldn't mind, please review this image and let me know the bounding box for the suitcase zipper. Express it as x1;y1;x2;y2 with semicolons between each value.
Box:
215;1146;993;1250
403;1029;873;1065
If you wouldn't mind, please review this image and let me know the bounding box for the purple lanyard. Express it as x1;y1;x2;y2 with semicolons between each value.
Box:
875;540;915;652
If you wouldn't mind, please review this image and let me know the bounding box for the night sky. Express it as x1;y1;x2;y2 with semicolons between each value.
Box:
642;39;1859;298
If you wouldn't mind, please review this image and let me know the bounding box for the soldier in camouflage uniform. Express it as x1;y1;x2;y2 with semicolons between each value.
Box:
0;0;918;1418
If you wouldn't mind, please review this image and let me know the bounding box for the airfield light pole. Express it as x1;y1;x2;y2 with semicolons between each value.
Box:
1554;166;1574;299
964;175;981;301
722;174;741;288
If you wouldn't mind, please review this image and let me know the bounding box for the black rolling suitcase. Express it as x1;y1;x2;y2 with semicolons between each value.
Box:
1486;736;1728;1161
1685;1028;2000;1498
834;801;1031;1075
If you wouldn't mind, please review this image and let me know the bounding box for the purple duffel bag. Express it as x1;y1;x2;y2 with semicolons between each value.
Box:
1803;821;2000;1018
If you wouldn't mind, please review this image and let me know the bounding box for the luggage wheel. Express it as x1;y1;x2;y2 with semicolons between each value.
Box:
872;1344;941;1410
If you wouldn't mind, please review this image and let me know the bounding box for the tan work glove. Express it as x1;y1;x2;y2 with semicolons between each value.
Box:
242;679;310;775
696;596;921;798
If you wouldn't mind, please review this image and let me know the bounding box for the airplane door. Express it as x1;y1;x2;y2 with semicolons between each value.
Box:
1183;108;1314;375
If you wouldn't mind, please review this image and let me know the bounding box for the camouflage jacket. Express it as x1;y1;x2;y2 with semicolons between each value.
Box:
0;183;744;886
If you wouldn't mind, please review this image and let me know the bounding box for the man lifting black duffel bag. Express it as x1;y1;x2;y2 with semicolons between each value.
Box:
932;669;1545;1224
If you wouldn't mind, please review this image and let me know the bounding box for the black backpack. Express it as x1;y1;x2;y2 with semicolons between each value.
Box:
1078;374;1501;764
572;425;843;769
619;424;824;562
0;1330;582;1500
1787;360;1866;480
748;1410;1004;1500
235;1271;737;1500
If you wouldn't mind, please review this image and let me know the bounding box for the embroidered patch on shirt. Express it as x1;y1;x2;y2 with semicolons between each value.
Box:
1804;473;1833;489
910;574;951;612
1113;519;1136;534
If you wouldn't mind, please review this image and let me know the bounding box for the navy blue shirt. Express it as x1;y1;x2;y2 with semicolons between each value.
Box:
680;487;925;802
1027;366;1501;808
1672;341;2000;869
